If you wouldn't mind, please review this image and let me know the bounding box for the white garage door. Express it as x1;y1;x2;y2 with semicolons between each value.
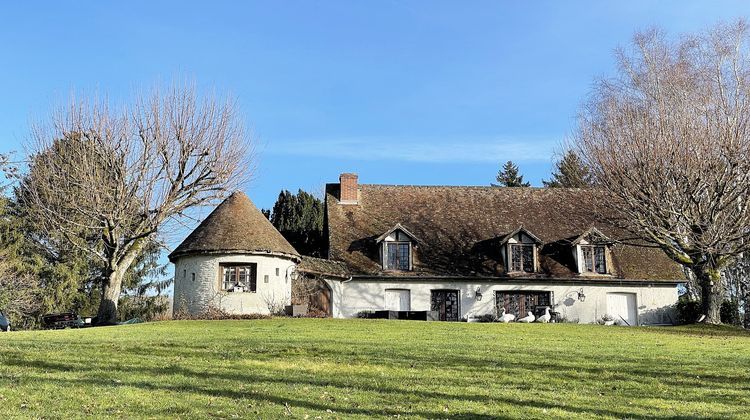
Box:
385;289;411;311
606;293;637;326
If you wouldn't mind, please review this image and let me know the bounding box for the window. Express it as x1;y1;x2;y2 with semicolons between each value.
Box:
581;245;607;274
275;267;280;276
386;242;410;270
264;274;269;283
510;244;535;273
191;273;195;282
220;264;257;292
496;291;553;318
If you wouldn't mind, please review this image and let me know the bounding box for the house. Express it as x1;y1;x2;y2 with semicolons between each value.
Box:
170;173;684;325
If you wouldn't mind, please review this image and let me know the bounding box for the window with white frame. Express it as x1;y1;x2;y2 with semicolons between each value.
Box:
220;263;257;292
580;245;606;274
509;243;535;273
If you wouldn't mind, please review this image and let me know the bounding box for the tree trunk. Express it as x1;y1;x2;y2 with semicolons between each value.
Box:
95;244;144;325
96;269;124;325
692;265;724;324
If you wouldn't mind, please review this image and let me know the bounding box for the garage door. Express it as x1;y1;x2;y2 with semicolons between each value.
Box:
385;289;411;311
606;293;637;326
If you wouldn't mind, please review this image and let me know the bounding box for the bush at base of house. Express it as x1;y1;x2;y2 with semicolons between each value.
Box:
676;299;702;325
172;304;273;321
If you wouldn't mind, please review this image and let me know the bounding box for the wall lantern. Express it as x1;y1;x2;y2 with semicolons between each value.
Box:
286;266;299;283
475;287;483;301
577;288;586;302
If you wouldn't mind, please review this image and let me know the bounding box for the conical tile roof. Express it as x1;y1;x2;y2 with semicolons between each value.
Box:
169;191;299;262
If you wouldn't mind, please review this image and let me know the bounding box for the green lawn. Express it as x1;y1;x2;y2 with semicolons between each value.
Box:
0;320;749;419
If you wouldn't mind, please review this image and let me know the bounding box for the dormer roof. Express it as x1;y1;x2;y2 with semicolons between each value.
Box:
498;226;543;245
570;227;613;246
375;223;420;243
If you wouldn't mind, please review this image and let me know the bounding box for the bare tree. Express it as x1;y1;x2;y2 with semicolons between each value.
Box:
19;84;251;324
575;20;750;323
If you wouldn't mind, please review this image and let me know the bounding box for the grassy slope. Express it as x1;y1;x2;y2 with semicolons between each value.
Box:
0;320;749;419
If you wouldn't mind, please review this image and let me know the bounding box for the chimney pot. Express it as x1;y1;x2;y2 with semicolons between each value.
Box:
339;173;358;204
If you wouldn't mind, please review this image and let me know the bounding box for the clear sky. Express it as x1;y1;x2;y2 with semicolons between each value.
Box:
1;1;749;216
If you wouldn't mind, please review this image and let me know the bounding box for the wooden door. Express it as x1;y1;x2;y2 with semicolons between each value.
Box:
431;290;460;321
313;284;332;316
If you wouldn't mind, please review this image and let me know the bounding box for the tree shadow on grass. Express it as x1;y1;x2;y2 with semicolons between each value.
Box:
644;324;750;338
20;373;687;420
6;357;748;419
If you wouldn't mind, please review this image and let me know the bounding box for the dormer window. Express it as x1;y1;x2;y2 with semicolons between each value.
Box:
510;243;535;272
376;223;419;271
581;245;606;274
386;242;410;270
572;227;612;275
500;227;542;274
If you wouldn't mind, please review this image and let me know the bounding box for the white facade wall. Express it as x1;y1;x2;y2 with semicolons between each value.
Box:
326;279;678;325
173;253;296;315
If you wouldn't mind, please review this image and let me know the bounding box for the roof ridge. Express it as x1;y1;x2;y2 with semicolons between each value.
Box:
357;183;589;191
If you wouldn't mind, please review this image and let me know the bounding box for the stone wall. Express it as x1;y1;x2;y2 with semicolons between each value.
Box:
173;253;296;315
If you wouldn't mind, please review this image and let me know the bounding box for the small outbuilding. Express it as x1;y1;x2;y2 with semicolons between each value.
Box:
169;191;300;316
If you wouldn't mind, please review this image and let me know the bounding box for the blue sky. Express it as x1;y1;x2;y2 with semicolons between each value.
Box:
1;1;749;221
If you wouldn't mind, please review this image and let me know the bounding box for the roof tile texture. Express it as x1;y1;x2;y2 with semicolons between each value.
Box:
169;191;299;261
325;184;684;282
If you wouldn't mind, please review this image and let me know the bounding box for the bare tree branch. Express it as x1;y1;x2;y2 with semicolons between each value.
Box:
575;20;750;323
18;83;253;324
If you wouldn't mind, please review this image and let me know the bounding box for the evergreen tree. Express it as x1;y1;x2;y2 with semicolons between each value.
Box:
543;150;594;188
493;160;530;187
269;189;325;257
1;143;173;327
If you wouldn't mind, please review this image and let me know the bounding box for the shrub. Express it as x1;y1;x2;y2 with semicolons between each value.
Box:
356;311;374;319
171;300;272;321
477;314;496;322
675;298;702;325
720;300;742;326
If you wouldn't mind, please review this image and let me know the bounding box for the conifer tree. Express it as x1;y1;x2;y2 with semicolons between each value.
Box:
269;189;325;257
493;160;530;187
543;150;593;188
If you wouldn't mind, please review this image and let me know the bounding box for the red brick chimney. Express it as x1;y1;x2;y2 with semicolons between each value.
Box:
339;173;359;204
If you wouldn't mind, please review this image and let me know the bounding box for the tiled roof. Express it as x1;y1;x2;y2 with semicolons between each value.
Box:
169;191;299;262
325;184;685;282
298;256;350;278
